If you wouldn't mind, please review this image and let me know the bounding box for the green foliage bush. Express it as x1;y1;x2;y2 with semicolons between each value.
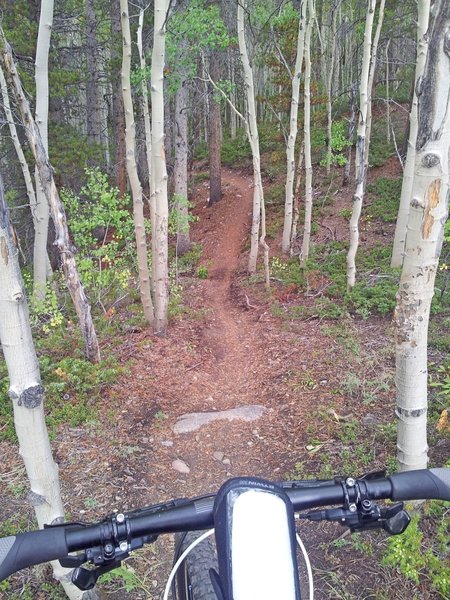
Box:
221;131;252;166
382;503;450;598
0;353;120;442
61;168;136;307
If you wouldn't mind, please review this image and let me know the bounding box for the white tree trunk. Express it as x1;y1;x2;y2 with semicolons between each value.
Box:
391;0;431;268
346;0;377;290
174;72;191;255
394;0;450;471
325;7;337;177
0;184;87;600
33;0;53;299
151;0;170;333
238;1;269;284
300;0;314;267
137;9;154;225
364;0;386;171
0;30;100;362
0;66;38;226
282;0;306;253
120;0;154;325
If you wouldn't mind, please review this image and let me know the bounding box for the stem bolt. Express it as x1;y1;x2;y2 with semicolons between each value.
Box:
116;513;125;524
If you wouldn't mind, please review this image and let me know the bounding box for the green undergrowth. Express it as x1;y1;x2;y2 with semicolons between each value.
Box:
0;349;121;443
269;238;449;321
367;177;402;222
382;500;450;598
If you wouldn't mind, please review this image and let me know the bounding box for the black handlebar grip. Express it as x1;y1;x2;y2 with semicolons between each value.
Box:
389;468;450;502
0;527;68;582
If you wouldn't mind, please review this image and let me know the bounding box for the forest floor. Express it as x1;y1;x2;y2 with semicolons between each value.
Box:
1;164;448;599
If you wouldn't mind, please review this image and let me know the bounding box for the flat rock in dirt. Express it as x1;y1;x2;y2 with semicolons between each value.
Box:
173;405;267;434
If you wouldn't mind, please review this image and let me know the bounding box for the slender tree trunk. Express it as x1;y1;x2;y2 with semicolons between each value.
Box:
391;0;431;267
174;73;191;255
385;39;391;144
300;0;314;267
394;0;450;471
290;139;305;253
109;0;127;196
0;179;91;600
364;0;386;171
282;0;306;253
137;8;155;228
325;6;337;176
342;83;356;186
346;0;377;290
208;49;222;205
151;0;170;334
0;30;100;363
120;0;154;325
238;1;270;285
0;66;38;232
33;0;53;300
86;0;101;146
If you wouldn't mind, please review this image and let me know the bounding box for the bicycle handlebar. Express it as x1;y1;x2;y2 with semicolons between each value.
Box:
0;468;448;583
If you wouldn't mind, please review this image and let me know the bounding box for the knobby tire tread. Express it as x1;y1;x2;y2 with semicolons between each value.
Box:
175;531;218;600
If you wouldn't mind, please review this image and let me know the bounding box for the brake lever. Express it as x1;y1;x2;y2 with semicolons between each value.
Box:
72;561;121;591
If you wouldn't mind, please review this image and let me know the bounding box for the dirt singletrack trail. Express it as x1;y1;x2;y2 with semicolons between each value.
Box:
111;167;321;502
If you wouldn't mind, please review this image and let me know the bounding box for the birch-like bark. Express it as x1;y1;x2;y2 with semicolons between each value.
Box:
290;139;305;253
151;0;170;333
391;0;431;268
174;73;191;255
0;181;89;600
33;0;53;299
282;0;306;253
395;7;449;469
86;0;101;145
342;82;356;186
364;0;386;171
394;0;450;471
208;49;222;206
120;0;154;325
137;9;155;230
385;39;390;144
300;0;314;267
109;0;127;196
0;30;100;363
238;0;270;284
346;0;377;290
325;5;338;176
0;66;38;226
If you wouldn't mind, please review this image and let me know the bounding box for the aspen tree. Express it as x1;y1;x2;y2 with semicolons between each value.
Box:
0;66;37;231
237;0;270;287
391;0;431;268
120;0;154;325
33;0;53;300
174;70;191;255
282;0;307;254
151;0;170;333
0;30;100;363
364;0;386;173
346;0;377;290
394;0;450;471
300;0;314;267
0;179;91;600
137;8;155;230
325;3;338;177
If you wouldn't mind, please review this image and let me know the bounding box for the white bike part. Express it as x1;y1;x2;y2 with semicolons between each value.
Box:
230;489;299;600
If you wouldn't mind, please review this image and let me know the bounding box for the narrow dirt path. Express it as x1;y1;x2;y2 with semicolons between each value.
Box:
109;168;313;500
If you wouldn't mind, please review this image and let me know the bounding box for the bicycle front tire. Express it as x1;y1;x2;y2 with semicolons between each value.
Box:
175;531;218;600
